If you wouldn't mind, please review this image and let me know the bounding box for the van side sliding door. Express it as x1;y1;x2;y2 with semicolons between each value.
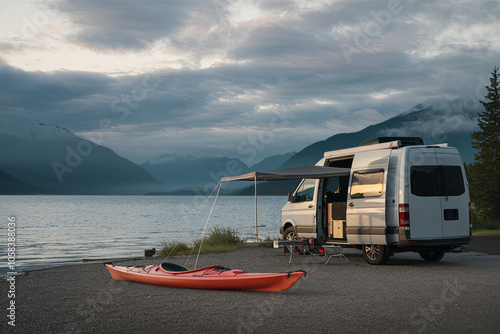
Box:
346;150;391;245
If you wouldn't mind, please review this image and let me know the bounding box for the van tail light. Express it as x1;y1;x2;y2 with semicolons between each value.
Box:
399;204;410;227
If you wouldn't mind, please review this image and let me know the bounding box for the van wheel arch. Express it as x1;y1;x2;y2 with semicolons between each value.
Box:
362;245;389;265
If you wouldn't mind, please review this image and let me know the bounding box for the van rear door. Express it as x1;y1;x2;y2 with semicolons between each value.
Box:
437;152;469;238
407;148;442;238
408;147;469;239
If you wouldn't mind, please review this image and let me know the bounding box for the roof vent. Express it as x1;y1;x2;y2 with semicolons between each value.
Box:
359;137;424;147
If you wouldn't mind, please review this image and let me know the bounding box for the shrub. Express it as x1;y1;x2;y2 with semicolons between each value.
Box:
157;226;242;257
156;241;191;257
471;215;500;231
205;226;241;246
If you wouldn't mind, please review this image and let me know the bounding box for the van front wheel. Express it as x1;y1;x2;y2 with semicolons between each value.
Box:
283;226;297;241
418;251;445;261
362;245;389;265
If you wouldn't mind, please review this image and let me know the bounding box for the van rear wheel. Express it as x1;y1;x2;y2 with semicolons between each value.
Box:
362;245;389;265
418;251;445;261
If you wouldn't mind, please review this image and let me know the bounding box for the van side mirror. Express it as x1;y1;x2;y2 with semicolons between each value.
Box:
288;192;295;203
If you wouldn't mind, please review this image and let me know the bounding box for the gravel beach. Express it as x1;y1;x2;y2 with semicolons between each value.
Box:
2;237;500;334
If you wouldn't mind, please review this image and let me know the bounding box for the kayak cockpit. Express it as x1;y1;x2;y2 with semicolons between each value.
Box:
159;263;245;276
161;262;189;272
158;263;223;275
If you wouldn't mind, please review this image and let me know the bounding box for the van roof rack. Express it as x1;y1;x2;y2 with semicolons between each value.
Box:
359;137;424;147
324;140;400;159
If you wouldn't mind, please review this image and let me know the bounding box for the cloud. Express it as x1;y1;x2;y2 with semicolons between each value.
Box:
1;0;499;164
380;97;479;140
58;0;201;50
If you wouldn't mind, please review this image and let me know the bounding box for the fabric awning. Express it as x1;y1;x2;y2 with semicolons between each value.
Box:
220;165;351;182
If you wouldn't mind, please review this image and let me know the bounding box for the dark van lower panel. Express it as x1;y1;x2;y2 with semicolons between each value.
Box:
391;229;470;253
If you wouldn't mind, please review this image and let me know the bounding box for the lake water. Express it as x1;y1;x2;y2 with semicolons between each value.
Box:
0;195;287;275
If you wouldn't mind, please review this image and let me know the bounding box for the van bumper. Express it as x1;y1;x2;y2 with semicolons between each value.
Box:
394;227;470;251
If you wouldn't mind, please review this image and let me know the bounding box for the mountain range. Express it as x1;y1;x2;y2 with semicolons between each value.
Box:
280;98;478;168
233;98;480;195
0;123;161;194
0;98;479;195
141;152;296;194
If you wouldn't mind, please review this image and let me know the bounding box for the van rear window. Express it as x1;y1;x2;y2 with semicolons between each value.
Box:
410;166;465;197
443;166;466;196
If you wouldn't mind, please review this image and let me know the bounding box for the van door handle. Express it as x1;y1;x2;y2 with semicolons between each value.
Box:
348;202;354;207
308;204;313;208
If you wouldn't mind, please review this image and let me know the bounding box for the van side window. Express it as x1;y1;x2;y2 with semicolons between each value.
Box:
410;165;465;197
350;169;384;198
294;179;316;202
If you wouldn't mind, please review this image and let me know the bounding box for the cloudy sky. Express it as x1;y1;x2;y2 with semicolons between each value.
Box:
0;0;499;165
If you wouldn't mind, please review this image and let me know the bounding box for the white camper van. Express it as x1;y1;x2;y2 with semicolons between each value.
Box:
280;137;471;265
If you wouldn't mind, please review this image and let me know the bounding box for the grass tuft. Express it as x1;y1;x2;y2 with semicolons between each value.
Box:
472;229;500;236
157;241;192;257
157;226;242;257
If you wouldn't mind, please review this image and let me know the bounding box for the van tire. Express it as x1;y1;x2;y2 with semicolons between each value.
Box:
362;245;389;265
418;251;445;262
283;226;297;241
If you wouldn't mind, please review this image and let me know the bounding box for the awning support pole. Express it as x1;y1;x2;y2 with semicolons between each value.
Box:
254;175;258;241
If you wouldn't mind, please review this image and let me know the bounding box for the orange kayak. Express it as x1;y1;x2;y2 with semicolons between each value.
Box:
105;262;306;292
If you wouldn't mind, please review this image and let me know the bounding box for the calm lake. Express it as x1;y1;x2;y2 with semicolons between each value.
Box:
0;195;286;275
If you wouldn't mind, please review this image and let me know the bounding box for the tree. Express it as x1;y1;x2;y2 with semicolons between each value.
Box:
470;66;500;226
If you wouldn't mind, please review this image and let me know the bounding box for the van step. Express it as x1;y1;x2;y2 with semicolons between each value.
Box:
277;240;310;246
324;241;351;246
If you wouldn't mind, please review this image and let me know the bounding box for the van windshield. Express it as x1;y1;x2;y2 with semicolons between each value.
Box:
294;179;316;202
410;165;465;197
